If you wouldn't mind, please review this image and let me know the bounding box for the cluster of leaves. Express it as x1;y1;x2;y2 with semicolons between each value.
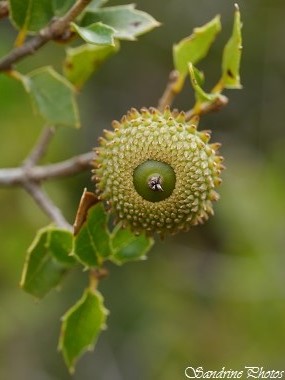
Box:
3;0;242;373
21;200;154;371
172;4;242;111
8;0;160;127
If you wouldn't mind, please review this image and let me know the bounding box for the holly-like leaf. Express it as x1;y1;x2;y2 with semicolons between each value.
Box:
59;288;108;373
110;224;154;265
188;62;218;103
73;203;111;267
9;0;53;33
81;4;160;41
63;42;119;89
221;4;242;89
173;15;221;91
20;227;75;298
71;22;116;46
22;66;80;128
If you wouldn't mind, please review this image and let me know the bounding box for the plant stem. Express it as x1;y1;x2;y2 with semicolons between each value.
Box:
0;151;94;186
23;126;55;168
185;94;228;121
89;268;109;291
157;70;180;111
0;0;92;71
23;181;72;229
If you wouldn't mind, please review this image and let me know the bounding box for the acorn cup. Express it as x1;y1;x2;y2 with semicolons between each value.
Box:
92;107;224;237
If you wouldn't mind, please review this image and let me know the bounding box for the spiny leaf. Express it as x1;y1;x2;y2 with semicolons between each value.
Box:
221;4;242;89
22;66;80;128
59;288;108;373
72;203;111;267
63;42;119;89
173;15;221;91
81;4;160;41
20;226;75;298
111;224;154;265
71;21;116;46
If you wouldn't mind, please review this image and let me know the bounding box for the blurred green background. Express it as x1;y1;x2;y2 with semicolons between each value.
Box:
1;0;285;379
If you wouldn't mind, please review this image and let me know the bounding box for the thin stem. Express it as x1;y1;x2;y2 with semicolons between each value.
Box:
185;94;229;121
23;126;55;168
89;268;109;291
157;70;180;111
31;151;94;181
23;181;72;229
0;0;91;71
0;151;94;186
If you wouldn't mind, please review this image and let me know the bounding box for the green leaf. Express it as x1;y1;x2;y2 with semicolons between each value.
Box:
81;4;160;41
173;15;221;91
73;203;111;267
188;62;218;103
9;0;53;33
71;21;115;46
110;224;154;265
52;0;75;17
63;42;119;89
221;4;242;89
59;288;108;373
48;229;76;265
20;226;75;298
22;67;80;128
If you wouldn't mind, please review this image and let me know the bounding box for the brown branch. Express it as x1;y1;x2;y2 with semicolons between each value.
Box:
23;181;72;229
0;0;91;71
185;94;229;121
0;151;94;186
0;1;8;19
157;70;180;111
23;126;55;168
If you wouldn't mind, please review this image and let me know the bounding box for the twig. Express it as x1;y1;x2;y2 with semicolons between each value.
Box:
157;70;180;111
0;151;94;186
23;181;72;230
185;94;229;121
0;1;8;19
0;0;91;71
89;268;109;291
23;126;55;168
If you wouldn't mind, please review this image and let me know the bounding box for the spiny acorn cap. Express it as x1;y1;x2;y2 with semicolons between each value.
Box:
92;107;224;237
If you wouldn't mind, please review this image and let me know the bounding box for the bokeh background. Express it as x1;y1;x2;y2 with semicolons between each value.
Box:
1;0;285;379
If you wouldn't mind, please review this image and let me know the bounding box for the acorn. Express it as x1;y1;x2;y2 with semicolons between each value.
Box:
92;107;224;237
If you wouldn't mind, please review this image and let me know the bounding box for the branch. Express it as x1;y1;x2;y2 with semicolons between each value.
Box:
0;151;94;186
185;94;229;121
0;0;91;71
157;70;180;111
23;126;55;168
0;1;8;20
23;181;72;230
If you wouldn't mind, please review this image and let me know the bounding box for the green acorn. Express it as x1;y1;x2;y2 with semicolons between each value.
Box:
92;107;224;236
